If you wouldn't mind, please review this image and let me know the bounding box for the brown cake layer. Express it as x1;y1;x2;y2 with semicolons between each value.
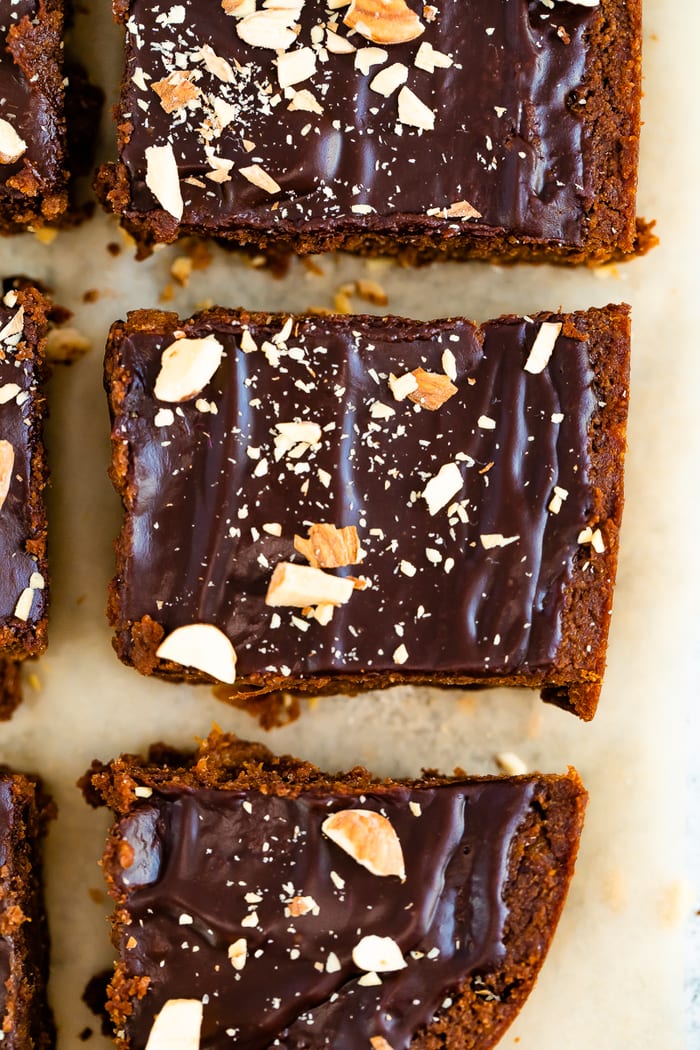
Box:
96;0;650;261
0;283;49;677
105;304;629;719
0;768;55;1049
82;731;587;1050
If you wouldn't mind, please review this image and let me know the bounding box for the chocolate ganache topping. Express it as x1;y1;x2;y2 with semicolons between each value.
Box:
119;0;598;243
112;311;599;680
0;293;46;631
113;779;534;1049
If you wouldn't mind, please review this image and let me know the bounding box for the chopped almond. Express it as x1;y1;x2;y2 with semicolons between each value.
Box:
265;562;355;607
407;368;457;410
151;71;200;113
0;441;15;513
344;0;424;45
322;809;406;879
294;523;362;569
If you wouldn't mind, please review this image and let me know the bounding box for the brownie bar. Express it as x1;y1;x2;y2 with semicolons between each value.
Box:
0;768;55;1049
82;731;587;1050
0;0;68;232
105;304;629;719
0;284;49;684
97;0;648;261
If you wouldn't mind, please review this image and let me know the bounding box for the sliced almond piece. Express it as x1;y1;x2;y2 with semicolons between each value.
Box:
277;46;317;88
144;999;203;1050
344;0;423;45
288;88;323;114
480;533;520;549
275;420;322;445
443;200;481;220
422;462;463;515
370;1038;395;1050
325;28;356;53
407;368;457;410
414;40;452;71
228;937;248;970
197;44;236;82
152;71;200;113
0;306;24;342
388;371;418;401
156;623;237;684
240;164;281;194
355;46;388;74
265;562;354;607
369;61;408;97
222;0;255;15
0;441;14;513
0;118;27;164
322;809;405;879
294;523;361;569
524;321;562;374
145;143;183;221
352;935;407;973
236;8;299;50
154;334;224;402
397;86;434;130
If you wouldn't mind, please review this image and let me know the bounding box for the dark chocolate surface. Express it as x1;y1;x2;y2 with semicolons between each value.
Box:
113;779;534;1049
112;311;599;679
120;0;598;243
0;0;63;189
0;293;46;631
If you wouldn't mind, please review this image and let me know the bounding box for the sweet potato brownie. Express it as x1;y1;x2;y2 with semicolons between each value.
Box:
82;730;587;1050
0;767;55;1049
0;283;49;716
105;303;629;720
0;0;68;232
96;0;648;261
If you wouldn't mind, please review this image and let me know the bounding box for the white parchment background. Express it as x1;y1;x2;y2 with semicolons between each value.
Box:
0;0;698;1047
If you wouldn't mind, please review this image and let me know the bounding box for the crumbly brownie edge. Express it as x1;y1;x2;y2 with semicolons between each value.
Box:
0;771;56;1049
95;0;651;264
0;0;68;233
81;732;587;1050
0;285;50;661
104;306;628;717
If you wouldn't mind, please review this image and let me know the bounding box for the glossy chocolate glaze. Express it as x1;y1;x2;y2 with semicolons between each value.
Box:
120;0;597;243
113;779;534;1049
113;312;598;679
0;0;62;188
0;297;46;631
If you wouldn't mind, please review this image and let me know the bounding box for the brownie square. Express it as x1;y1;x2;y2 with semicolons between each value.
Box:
83;731;587;1050
0;768;55;1049
105;303;629;719
97;0;646;261
0;283;49;712
0;0;68;232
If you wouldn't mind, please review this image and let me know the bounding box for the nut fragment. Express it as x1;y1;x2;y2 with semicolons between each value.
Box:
369;62;408;97
154;334;224;402
152;71;200;113
414;40;452;71
355;46;388;73
266;562;355;607
144;999;203;1050
0;440;14;513
221;0;255;15
524;321;562;374
0;307;24;343
322;809;406;879
388;371;418;401
155;623;237;684
344;0;423;44
228;938;248;970
407;368;457;410
0;118;27;164
370;1039;395;1050
352;935;407;973
443;200;481;220
239;164;281;195
145;143;183;221
397;86;434;130
294;523;362;569
277;46;317;88
236;7;300;50
421;462;464;516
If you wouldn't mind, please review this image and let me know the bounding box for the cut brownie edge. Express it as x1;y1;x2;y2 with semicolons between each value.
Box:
82;731;587;1050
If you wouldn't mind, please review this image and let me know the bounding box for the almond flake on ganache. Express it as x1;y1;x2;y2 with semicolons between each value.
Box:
325;27;356;53
407;368;457;410
388;371;419;401
236;7;301;51
239;164;281;194
221;0;255;15
422;462;464;515
277;46;317;89
265;562;355;607
414;41;452;72
397;86;435;130
145;143;184;220
370;62;408;97
294;523;363;569
151;71;200;113
0;118;27;164
524;321;562;374
344;0;424;45
480;533;520;549
355;46;388;74
288;88;324;114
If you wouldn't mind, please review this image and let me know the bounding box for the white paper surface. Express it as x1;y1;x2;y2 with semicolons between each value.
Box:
0;0;698;1047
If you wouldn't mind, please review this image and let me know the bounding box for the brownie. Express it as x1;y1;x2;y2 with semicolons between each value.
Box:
0;284;49;710
105;303;629;719
0;0;68;232
96;0;649;262
82;731;587;1050
0;768;55;1049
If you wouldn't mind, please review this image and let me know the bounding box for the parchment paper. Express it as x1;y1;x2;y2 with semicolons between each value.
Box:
0;0;697;1046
